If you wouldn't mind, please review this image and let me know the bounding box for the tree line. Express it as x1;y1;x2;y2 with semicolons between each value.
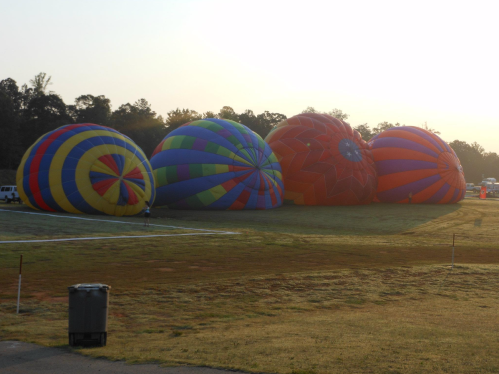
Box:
1;73;497;183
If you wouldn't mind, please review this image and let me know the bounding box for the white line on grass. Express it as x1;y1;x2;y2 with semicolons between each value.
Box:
0;232;236;244
0;208;240;243
0;208;236;232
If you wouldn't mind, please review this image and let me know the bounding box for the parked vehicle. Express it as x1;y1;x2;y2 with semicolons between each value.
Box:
474;179;499;196
466;183;475;191
0;185;20;203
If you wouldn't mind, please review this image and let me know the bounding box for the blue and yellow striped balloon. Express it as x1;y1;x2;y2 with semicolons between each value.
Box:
16;124;155;216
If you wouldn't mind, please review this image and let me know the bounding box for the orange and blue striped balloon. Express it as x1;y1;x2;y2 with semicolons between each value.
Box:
16;124;155;216
369;126;465;204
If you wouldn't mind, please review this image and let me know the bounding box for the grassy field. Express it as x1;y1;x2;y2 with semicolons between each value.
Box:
1;198;499;373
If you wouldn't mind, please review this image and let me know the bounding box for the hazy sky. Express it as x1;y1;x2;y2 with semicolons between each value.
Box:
2;0;498;152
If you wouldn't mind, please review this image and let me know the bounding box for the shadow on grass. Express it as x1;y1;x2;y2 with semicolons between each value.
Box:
155;202;462;236
1;199;462;236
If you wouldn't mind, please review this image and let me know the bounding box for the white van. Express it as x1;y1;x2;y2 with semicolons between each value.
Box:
1;185;20;203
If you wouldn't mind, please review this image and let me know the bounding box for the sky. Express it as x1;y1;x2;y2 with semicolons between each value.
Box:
1;0;498;152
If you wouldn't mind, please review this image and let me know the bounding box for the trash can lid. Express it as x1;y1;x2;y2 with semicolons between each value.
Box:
68;283;111;291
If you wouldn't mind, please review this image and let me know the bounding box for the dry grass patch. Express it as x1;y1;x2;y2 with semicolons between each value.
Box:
2;200;499;373
2;265;499;373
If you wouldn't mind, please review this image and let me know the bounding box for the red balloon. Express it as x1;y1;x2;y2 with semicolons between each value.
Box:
265;113;377;205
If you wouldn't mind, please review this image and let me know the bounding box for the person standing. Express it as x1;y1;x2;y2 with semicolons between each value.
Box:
408;192;413;204
143;201;151;227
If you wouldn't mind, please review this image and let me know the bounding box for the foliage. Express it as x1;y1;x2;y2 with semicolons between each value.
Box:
421;121;441;135
0;92;22;168
353;122;402;141
21;93;72;149
110;99;166;157
165;108;202;134
68;94;112;125
354;121;443;142
0;72;497;183
301;106;349;121
238;109;287;138
164;106;287;140
29;72;53;97
449;140;499;183
372;121;401;136
353;123;372;141
217;105;239;122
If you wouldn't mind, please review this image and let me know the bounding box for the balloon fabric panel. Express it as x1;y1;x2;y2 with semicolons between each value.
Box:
16;124;155;216
369;126;466;204
150;118;283;210
264;113;377;206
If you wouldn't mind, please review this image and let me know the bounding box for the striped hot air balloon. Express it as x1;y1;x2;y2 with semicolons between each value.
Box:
265;113;377;205
16;124;155;216
369;126;466;204
150;118;283;209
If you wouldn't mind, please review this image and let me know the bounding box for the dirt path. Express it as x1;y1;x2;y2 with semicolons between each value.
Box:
0;341;249;374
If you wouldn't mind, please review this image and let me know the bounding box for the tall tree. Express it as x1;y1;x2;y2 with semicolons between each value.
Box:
353;123;373;141
68;94;112;125
218;106;239;122
301;107;349;121
20;93;72;149
371;122;401;136
165;108;202;134
202;111;217;119
221;109;286;139
449;140;485;183
0;78;22;112
29;72;53;97
482;152;499;180
421;121;441;135
110;99;166;157
0;91;23;168
326;108;349;121
301;106;320;114
254;110;286;138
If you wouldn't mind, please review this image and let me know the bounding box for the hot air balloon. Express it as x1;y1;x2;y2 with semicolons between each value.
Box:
369;126;466;203
150;118;283;209
264;113;377;205
16;124;155;216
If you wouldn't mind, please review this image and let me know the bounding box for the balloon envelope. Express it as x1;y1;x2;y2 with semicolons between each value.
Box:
369;126;466;203
265;113;377;205
16;124;155;216
150;118;283;209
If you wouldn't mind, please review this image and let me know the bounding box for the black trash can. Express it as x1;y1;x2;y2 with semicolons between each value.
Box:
68;283;110;347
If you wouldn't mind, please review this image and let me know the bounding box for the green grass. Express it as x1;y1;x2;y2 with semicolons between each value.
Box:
1;198;499;373
154;201;463;235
